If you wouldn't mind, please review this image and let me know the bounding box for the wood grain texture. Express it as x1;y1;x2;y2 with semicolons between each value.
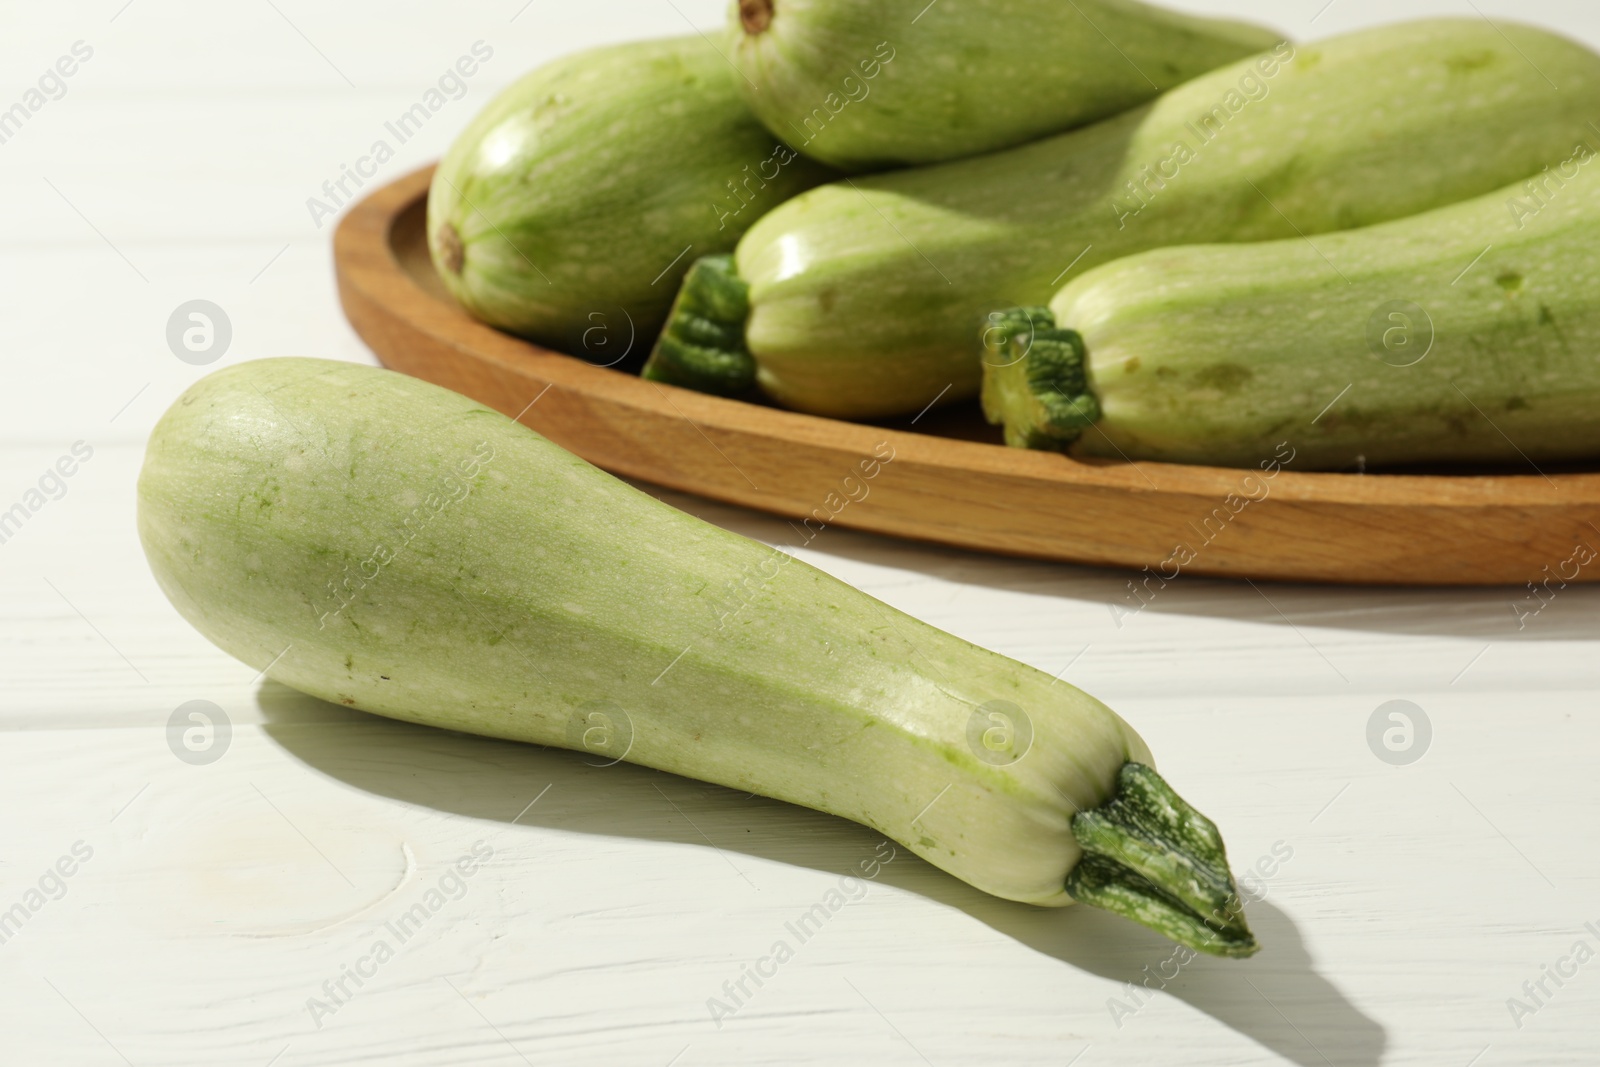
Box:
336;165;1600;586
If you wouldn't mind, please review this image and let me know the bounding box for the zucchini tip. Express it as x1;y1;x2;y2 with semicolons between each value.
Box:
436;222;465;276
979;306;1099;451
642;254;758;395
1066;762;1259;958
738;0;773;35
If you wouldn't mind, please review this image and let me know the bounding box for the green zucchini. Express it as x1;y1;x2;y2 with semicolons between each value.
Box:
138;357;1256;956
727;0;1281;167
427;37;834;361
983;139;1600;469
644;19;1600;418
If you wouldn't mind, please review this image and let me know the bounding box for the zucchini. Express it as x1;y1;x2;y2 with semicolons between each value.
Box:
138;357;1257;956
983;139;1600;469
727;0;1281;167
427;37;834;361
644;19;1600;419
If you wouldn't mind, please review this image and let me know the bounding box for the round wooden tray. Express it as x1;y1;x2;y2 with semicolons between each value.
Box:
334;165;1600;585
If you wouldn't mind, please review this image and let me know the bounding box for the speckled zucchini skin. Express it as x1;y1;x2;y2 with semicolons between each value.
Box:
728;0;1282;167
727;20;1600;419
137;358;1151;906
1052;152;1600;469
427;37;834;359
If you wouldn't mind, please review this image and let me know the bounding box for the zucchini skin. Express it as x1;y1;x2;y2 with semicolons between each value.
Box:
1052;150;1600;469
136;358;1150;907
728;0;1281;168
427;37;834;359
729;19;1600;419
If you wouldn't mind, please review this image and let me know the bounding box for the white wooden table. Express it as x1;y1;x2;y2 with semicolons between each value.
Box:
4;1;1599;1063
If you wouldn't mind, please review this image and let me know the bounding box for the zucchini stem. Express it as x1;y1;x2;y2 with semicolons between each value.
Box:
738;0;773;34
1066;763;1258;958
642;254;757;396
979;306;1099;450
436;222;465;276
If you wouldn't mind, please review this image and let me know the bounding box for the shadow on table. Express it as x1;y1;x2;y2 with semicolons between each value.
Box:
642;484;1600;644
760;516;1600;643
260;683;1384;1066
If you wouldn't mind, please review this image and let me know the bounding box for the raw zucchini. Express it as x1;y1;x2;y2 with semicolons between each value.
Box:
428;37;834;361
138;357;1256;956
983;140;1600;469
644;19;1600;419
728;0;1281;167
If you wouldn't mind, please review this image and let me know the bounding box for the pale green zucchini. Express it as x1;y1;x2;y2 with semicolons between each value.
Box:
983;141;1600;469
643;19;1600;418
138;358;1256;956
427;37;833;361
727;0;1281;167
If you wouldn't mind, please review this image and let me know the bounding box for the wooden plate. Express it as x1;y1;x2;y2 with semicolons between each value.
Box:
334;165;1600;585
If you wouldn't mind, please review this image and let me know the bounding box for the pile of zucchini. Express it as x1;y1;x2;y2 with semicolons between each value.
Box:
431;4;1600;470
134;5;1600;965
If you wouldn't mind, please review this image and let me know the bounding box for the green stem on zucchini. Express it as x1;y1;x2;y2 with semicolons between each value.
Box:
979;307;1100;451
1066;762;1258;958
738;0;773;35
641;254;757;396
